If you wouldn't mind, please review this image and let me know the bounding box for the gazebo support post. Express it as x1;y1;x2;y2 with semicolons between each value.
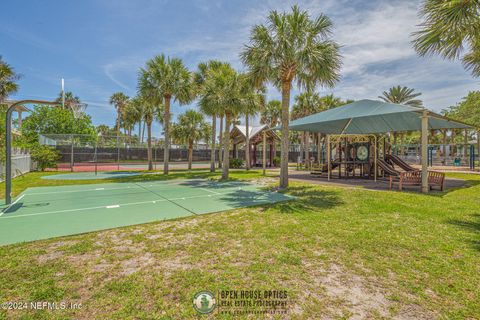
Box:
262;132;266;176
374;135;377;182
421;110;429;193
327;135;331;181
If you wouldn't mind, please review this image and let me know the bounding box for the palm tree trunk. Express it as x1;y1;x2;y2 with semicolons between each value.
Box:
188;140;193;170
141;121;145;143
210;114;216;172
163;96;171;174
147;121;153;170
218;115;224;168
245;114;250;170
279;81;291;189
116;114;120;138
138;121;142;143
222;113;232;179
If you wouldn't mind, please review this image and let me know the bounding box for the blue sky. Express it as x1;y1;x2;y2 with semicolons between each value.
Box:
1;0;478;137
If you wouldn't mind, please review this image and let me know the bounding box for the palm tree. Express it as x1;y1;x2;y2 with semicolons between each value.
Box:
125;96;146;143
412;0;480;77
109;92;130;137
138;71;164;170
200;63;247;179
241;5;341;189
379;86;423;152
0;56;20;102
140;54;194;174
96;124;111;136
291;92;322;167
378;86;423;108
260;100;282;128
243;82;265;170
171;110;211;170
196;60;230;172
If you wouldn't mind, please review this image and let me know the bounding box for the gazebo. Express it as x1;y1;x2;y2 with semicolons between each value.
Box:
230;124;279;167
286;99;473;193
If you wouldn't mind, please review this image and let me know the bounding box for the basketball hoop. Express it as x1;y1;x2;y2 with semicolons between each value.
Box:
70;102;88;119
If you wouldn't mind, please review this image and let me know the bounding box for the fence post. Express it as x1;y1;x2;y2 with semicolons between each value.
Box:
70;134;74;172
117;135;120;171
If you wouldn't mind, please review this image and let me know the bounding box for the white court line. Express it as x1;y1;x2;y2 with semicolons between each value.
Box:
0;194;25;216
198;188;221;195
0;191;241;219
24;185;135;196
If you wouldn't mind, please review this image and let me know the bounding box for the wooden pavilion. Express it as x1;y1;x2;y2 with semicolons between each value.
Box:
230;124;279;167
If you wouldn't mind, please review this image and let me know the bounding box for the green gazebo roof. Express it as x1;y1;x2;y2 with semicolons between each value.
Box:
286;99;472;134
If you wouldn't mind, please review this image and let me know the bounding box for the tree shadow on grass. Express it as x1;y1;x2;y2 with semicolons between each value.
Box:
272;184;343;214
446;214;480;251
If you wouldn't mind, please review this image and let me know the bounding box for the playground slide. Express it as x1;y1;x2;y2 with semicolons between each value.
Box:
386;154;415;171
377;158;400;176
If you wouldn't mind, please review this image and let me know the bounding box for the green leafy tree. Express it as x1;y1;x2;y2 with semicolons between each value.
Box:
241;5;341;188
171;110;211;170
109;92;129;136
443;91;480;127
412;0;480;77
0;56;20;102
139;54;194;174
196;60;231;172
18;105;96;146
16;105;96;170
378;86;423;108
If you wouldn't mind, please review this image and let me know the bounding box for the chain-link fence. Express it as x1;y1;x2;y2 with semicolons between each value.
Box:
40;134;216;171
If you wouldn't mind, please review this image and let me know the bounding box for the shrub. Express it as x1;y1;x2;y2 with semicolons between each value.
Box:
229;158;244;169
273;156;281;167
30;145;59;171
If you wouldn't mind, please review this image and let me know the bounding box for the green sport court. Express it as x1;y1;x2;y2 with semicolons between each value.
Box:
0;179;293;246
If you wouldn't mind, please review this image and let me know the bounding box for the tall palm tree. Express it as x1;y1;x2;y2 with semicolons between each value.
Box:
171;110;211;170
243;82;265;170
0;56;20;102
56;91;81;109
196;60;230;172
200;63;247;179
291;92;322;166
412;0;480;77
378;86;423;108
109;92;129;137
140;54;194;174
241;5;341;189
260;100;282;128
128;96;145;144
138;70;164;170
379;86;423;152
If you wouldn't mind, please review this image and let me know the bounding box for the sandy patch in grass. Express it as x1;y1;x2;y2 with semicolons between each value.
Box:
295;261;436;319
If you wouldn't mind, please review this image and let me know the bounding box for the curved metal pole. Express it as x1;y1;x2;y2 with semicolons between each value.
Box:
5;100;60;205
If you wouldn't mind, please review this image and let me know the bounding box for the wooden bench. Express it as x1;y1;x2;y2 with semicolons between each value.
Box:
389;171;445;191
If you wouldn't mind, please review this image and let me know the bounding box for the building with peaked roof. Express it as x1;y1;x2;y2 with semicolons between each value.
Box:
230;124;279;167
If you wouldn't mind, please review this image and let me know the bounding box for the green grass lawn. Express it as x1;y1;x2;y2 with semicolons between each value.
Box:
0;170;479;319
